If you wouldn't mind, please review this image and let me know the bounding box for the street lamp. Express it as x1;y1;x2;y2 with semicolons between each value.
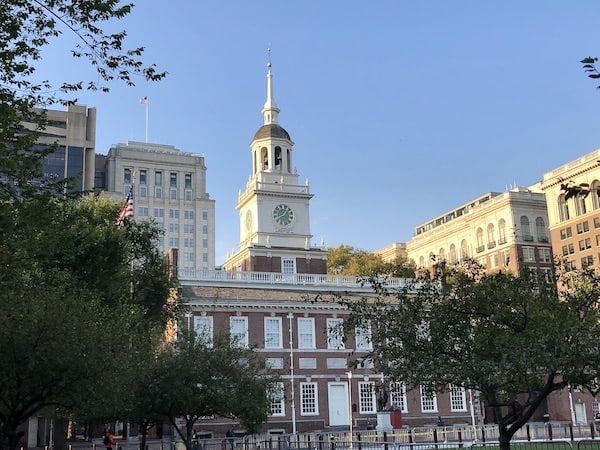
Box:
346;371;353;450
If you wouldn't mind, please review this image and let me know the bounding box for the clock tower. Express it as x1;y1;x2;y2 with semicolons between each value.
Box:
223;59;327;274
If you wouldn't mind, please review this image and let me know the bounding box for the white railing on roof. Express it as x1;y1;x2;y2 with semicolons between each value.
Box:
178;269;410;290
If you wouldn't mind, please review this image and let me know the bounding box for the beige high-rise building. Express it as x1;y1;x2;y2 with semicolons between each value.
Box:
104;141;215;271
541;148;600;270
406;186;553;279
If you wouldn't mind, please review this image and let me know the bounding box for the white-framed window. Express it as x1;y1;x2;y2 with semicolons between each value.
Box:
265;317;283;349
449;384;467;412
282;258;296;274
153;208;164;218
230;316;248;348
390;382;408;413
355;321;372;351
169;209;179;219
270;382;285;417
522;247;535;262
194;316;213;346
359;381;377;414
327;318;344;350
169;223;179;233
170;189;177;200
155;187;162;199
185;190;192;201
139;186;147;198
420;386;438;412
539;247;552;263
300;382;318;415
297;318;315;349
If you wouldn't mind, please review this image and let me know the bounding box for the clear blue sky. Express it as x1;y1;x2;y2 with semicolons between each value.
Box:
38;1;600;265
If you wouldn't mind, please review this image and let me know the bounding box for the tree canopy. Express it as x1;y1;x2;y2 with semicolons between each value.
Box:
341;261;600;450
142;330;279;450
327;244;416;278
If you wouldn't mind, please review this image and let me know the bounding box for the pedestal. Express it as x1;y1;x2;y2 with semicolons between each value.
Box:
376;411;393;432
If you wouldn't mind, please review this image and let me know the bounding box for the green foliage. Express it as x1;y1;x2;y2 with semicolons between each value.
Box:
342;261;600;450
582;57;600;86
142;330;279;450
327;244;415;277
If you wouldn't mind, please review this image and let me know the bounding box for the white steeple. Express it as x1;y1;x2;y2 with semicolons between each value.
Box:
262;49;279;125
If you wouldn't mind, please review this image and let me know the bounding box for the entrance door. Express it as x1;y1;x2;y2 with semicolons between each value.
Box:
574;402;587;425
328;382;349;426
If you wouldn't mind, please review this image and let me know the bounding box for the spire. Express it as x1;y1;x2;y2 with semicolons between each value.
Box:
262;48;280;125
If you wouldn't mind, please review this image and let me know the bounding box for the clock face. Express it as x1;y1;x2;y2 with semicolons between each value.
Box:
245;210;253;231
272;204;294;226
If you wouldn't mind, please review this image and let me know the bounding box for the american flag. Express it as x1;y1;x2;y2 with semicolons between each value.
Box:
116;185;134;226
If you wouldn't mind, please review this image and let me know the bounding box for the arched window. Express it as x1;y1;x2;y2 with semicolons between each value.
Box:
476;228;484;252
520;216;532;241
438;248;446;262
487;223;496;248
536;217;548;242
261;147;268;170
428;252;435;266
575;193;587;216
449;244;458;264
461;239;469;260
558;194;569;222
419;256;425;268
274;146;282;170
498;219;507;244
591;180;600;210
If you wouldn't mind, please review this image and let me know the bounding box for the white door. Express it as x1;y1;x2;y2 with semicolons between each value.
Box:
574;403;587;425
328;382;349;426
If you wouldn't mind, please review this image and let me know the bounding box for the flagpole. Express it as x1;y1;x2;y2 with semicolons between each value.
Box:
145;101;149;143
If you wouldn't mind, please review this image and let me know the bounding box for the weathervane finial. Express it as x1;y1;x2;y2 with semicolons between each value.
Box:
267;47;272;68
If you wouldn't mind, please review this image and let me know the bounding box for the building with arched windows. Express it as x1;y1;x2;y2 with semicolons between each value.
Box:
541;149;600;270
406;186;553;280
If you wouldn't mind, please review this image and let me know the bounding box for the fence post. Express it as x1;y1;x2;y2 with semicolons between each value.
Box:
356;432;361;450
457;428;463;447
547;423;553;441
526;424;531;441
433;429;438;443
591;423;595;439
383;432;388;450
569;423;574;441
481;426;486;443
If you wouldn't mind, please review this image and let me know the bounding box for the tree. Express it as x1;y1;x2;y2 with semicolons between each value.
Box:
144;330;279;450
582;57;600;88
0;194;177;450
341;261;600;450
327;244;415;277
1;0;166;200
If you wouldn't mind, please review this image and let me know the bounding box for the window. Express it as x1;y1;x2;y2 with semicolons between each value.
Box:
185;190;192;201
595;217;600;229
487;223;496;248
521;216;532;241
270;382;285;416
170;172;177;187
184;238;194;248
184;224;193;233
568;243;575;254
153;208;164;218
185;210;194;220
202;239;208;249
282;258;296;274
461;240;469;259
522;247;535;262
476;228;484;253
139;186;147;198
170;189;177;200
169;223;179;233
168;237;179;247
502;249;510;266
449;244;458;264
498;219;507;244
577;221;590;234
137;207;148;217
536;217;548;242
449;385;467;412
155;187;162;199
202;211;208;221
390;382;408;413
169;209;179;219
230;316;248;347
355;321;372;351
420;386;438;412
558;195;570;222
297;318;315;349
265;317;282;349
575;193;587;216
560;227;573;239
155;171;162;186
139;169;147;185
124;168;132;184
359;381;377;414
185;173;192;189
202;253;208;262
582;255;594;268
579;238;592;251
194;316;213;345
202;225;208;234
184;252;194;262
539;248;552;263
300;382;318;415
327;318;344;350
